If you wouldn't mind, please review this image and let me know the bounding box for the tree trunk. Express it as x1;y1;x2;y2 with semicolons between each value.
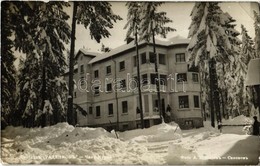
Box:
68;2;77;126
209;59;215;127
134;18;144;129
151;22;163;123
209;58;222;127
41;54;46;128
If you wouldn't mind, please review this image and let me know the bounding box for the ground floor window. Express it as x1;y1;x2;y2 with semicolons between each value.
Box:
96;106;101;117
194;95;200;108
122;124;129;131
179;96;189;108
185;120;193;128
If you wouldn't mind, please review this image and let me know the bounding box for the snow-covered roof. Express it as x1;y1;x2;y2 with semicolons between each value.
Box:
245;58;260;86
75;48;101;59
78;48;101;57
88;35;190;64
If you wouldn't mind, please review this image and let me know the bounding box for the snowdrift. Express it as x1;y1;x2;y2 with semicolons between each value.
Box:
119;122;182;143
222;115;253;125
2;122;182;164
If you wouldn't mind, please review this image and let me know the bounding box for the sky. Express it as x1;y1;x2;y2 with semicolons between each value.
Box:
71;2;259;52
14;2;259;67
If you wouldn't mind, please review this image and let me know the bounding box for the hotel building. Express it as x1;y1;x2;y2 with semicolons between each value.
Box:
64;36;203;130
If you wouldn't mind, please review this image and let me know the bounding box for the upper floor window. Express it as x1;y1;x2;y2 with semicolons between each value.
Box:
80;65;84;73
96;106;101;117
119;61;125;71
150;73;158;85
142;74;148;85
160;74;167;86
80;76;85;86
149;52;156;63
133;56;137;67
177;73;187;82
106;83;112;92
179;96;189;108
194;95;200;108
122;101;128;113
106;65;111;75
192;73;199;82
141;53;146;64
94;86;100;95
159;54;166;65
94;70;99;78
120;79;126;88
108;103;113;115
176;53;185;62
74;92;77;98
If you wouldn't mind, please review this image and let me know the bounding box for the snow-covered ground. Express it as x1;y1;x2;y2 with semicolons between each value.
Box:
1;116;259;165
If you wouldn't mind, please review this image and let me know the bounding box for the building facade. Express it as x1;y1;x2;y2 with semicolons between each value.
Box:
64;36;203;131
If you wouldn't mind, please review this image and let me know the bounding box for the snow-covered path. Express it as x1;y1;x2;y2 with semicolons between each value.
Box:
206;135;260;165
1;120;260;165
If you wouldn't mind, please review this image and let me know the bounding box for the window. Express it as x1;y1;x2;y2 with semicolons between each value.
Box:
177;73;187;82
176;53;185;62
179;96;189;108
120;79;126;88
106;65;111;75
96;106;101;117
122;101;128;113
80;65;84;73
149;52;156;63
160;74;167;86
122;124;129;130
192;73;199;82
150;73;158;85
194;95;200;108
106;83;112;92
134;76;139;87
94;70;99;78
94;86;100;95
119;61;125;71
159;54;166;65
80;76;85;85
142;74;148;85
74;92;77;98
141;53;146;64
185;120;193;127
133;56;137;67
89;106;93;114
108;103;113;115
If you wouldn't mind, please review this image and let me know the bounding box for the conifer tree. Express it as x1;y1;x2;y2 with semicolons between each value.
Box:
67;2;122;125
187;3;235;127
254;11;260;58
1;2;17;128
9;2;71;127
138;2;175;122
124;2;145;128
218;12;242;118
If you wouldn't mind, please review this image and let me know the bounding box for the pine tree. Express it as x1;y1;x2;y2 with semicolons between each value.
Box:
67;2;122;126
124;2;145;128
1;2;17;129
254;11;260;58
240;25;255;65
10;2;71;127
187;3;235;127
138;2;175;122
217;12;242;118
